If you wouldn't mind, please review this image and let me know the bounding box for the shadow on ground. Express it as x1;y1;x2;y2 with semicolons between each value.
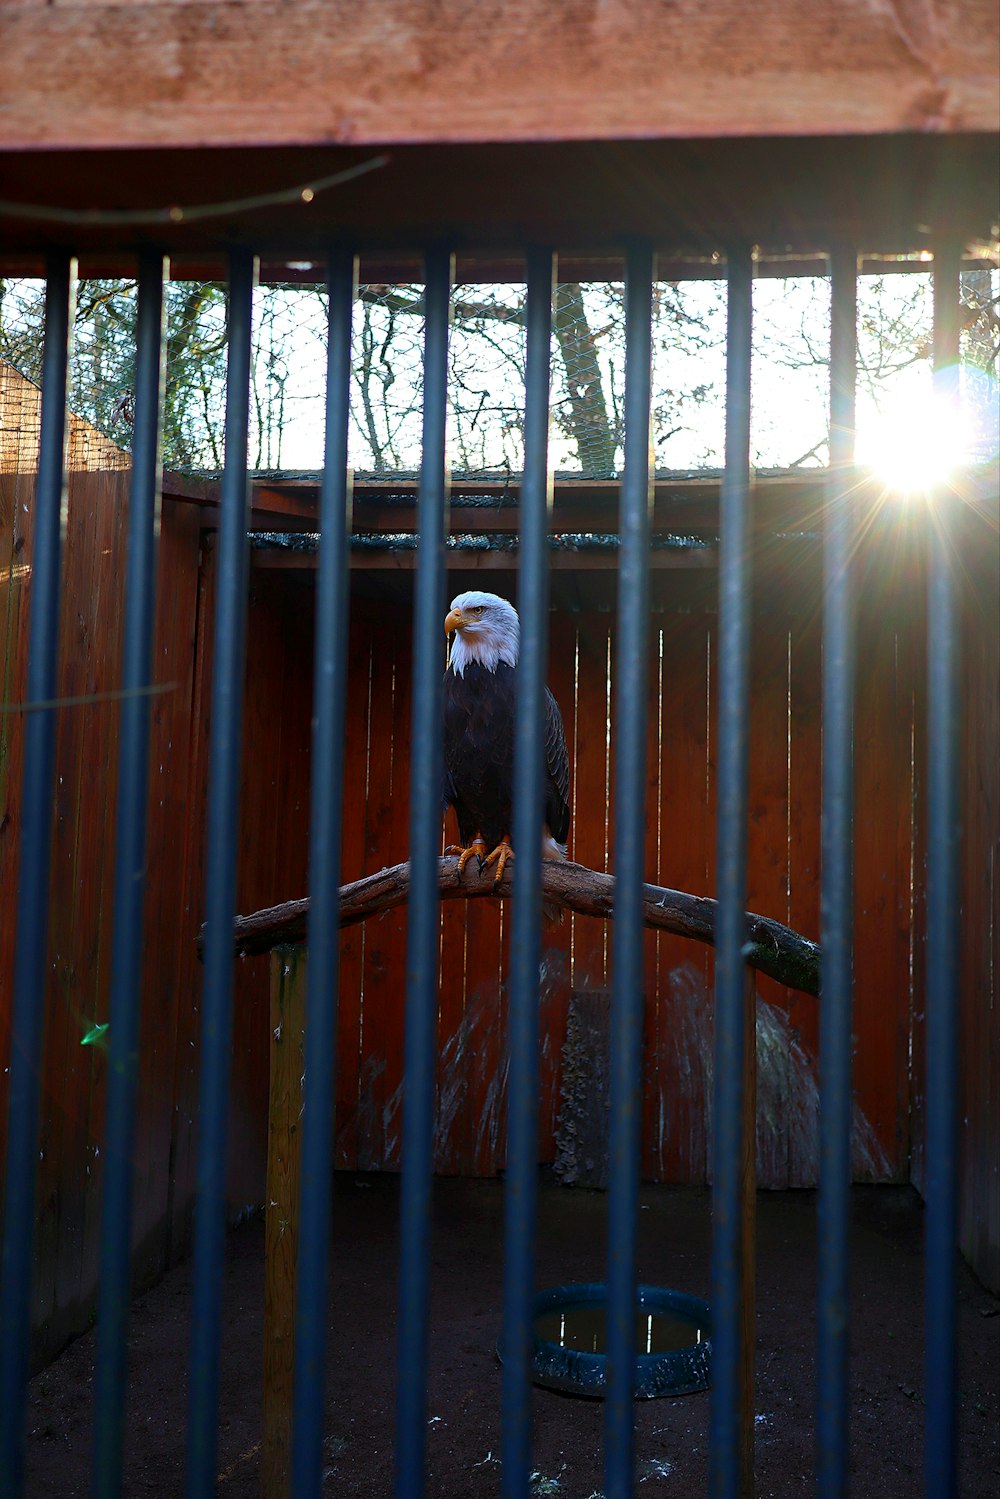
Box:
26;1177;1000;1498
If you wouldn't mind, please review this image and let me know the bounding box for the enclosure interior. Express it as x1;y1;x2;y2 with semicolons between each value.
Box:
1;411;997;1377
0;126;998;1386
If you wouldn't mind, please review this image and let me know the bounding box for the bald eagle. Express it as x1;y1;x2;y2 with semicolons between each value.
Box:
443;591;570;891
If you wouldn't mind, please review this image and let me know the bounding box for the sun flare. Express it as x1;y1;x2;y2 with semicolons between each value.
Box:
859;385;976;496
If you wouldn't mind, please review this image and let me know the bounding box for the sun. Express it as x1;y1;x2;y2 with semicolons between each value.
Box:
858;382;977;496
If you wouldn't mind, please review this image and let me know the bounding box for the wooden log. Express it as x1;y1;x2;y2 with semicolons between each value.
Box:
262;947;306;1499
197;857;821;997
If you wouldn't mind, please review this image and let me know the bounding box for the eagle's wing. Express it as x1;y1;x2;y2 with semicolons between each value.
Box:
543;687;571;846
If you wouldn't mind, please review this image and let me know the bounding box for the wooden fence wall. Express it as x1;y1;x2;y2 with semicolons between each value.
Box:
1;376;997;1367
234;508;996;1291
238;576;916;1193
0;365;205;1364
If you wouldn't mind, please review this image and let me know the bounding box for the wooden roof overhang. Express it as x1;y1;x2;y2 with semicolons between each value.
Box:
0;135;996;276
3;0;997;156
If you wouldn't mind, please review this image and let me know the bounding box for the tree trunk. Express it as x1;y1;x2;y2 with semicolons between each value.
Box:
553;283;617;477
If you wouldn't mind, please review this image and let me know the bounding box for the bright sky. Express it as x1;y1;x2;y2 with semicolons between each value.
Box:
3;268;997;480
259;270;998;480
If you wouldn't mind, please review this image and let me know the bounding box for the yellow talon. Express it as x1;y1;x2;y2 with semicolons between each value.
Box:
483;839;514;885
448;837;487;876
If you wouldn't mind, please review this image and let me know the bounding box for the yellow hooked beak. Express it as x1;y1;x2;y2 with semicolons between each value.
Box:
444;607;467;637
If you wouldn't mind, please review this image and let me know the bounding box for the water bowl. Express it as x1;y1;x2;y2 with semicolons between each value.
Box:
529;1282;712;1399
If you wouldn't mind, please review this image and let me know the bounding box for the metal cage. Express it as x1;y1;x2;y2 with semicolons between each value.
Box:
0;226;989;1499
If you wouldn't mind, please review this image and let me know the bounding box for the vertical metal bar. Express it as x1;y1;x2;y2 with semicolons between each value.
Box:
604;241;655;1499
0;250;74;1499
709;246;754;1499
501;247;555;1499
394;245;452;1499
185;248;256;1499
290;247;357;1499
924;236;962;1499
92;250;168;1499
817;244;858;1499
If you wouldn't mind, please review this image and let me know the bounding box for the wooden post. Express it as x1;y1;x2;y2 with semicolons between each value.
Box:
262;946;307;1499
740;967;757;1497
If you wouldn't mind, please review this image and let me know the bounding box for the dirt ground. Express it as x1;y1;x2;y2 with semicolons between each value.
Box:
25;1176;1000;1498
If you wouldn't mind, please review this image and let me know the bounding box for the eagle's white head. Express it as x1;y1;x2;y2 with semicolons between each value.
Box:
444;590;519;677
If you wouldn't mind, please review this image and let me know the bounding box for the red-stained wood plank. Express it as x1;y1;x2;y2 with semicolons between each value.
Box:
380;617;412;1171
536;609;578;1163
436;817;469;1174
905;582;928;1197
570;614;611;991
355;609;399;1170
786;609;822;1186
235;582;315;1212
650;610;713;1183
0;459;33;1166
894;613;920;1187
253;588;315;1209
786;610;822;1046
462;893;505;1177
135;498;202;1279
640;622;664;1181
334;607;371;1169
853;603;911;1184
959;546;999;1290
168;530;216;1262
270;585;314;922
67;469;127;1335
745;606;793;1188
40;465;102;1347
436;805;469;1174
228;573;288;1209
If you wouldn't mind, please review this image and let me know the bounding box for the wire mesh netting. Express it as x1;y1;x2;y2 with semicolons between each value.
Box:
0;271;996;478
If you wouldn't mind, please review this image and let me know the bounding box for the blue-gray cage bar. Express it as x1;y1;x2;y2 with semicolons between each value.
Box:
924;237;963;1499
709;246;755;1499
0;251;75;1499
92;249;168;1499
501;246;556;1499
394;246;453;1499
0;231;980;1499
816;244;858;1499
603;241;656;1499
291;247;357;1499
185;249;256;1499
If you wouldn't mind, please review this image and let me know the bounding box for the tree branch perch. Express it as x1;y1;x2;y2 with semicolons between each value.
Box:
199;857;819;996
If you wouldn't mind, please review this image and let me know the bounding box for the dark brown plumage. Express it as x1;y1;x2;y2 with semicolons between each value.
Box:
442;591;570;879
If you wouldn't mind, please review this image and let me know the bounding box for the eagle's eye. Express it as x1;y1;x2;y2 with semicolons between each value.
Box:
471;605;485;616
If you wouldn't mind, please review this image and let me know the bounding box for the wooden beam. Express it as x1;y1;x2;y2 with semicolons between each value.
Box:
194;472;933;538
251;545;718;572
5;249;993;285
1;2;995;154
249;476;787;536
